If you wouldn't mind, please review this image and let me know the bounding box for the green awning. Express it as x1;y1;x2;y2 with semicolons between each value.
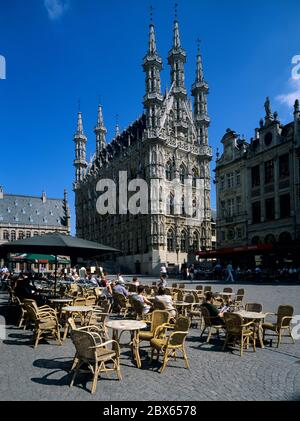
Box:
10;253;70;264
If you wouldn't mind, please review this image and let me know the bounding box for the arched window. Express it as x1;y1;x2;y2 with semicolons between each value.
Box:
192;168;198;188
180;231;187;252
3;230;9;241
200;165;205;179
151;150;157;164
33;231;39;236
18;231;24;240
26;231;31;238
179;164;186;184
11;231;16;241
193;231;199;251
278;232;292;245
166;161;173;181
167;194;175;215
181;196;185;216
192;198;197;218
167;229;175;252
265;234;276;244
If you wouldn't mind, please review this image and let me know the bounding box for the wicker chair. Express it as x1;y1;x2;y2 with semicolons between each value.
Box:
139;310;170;344
85;295;96;306
112;292;130;318
200;306;224;343
189;293;202;328
70;328;122;394
203;286;212;294
233;289;245;309
144;285;152;296
262;305;295;348
179;284;186;290
172;283;178;288
87;309;110;340
150;316;190;373
223;312;256;356
176;289;184;302
245;303;262;313
196;285;203;292
129;295;147;320
73;297;86;306
25;302;61;348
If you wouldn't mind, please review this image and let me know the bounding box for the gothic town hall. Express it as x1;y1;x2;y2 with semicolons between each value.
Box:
73;17;213;275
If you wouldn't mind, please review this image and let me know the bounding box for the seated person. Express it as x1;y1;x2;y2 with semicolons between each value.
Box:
201;291;225;325
131;285;153;314
132;277;140;286
158;275;167;288
153;287;176;318
14;276;44;306
113;280;129;297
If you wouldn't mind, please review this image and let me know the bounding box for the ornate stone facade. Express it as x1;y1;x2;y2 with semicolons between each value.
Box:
73;18;212;275
215;99;300;249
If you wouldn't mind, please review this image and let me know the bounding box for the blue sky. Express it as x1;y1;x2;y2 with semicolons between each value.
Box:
1;0;300;233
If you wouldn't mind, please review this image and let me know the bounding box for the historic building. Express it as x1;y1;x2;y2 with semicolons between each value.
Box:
73;17;213;275
215;98;300;253
0;186;70;246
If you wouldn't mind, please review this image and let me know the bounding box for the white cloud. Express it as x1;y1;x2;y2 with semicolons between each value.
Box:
44;0;69;21
276;78;300;108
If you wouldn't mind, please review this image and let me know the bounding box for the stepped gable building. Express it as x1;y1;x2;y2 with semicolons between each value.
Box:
0;186;71;246
215;98;300;258
73;16;213;275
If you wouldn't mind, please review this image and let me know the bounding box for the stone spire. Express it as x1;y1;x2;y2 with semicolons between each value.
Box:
168;5;186;93
94;104;107;157
168;8;187;126
191;43;210;146
73;110;87;184
143;11;163;130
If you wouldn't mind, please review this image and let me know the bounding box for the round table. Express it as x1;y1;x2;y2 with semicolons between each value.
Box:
174;301;193;316
106;320;147;368
62;306;94;340
49;298;74;318
235;310;267;348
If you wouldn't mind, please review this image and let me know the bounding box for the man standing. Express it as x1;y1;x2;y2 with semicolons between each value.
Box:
226;262;235;283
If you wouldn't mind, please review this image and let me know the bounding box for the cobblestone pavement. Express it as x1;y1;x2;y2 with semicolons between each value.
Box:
0;280;300;401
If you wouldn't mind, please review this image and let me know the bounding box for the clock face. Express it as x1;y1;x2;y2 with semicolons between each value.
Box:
264;132;273;146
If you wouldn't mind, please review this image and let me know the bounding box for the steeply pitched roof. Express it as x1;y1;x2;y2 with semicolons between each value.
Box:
0;193;68;228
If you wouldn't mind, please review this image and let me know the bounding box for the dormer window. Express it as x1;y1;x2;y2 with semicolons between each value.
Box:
14;201;18;206
49;210;54;216
7;207;11;213
36;210;40;215
21;208;26;214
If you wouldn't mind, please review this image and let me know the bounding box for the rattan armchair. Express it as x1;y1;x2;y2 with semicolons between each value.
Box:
112;292;130;318
262;305;295;348
25;302;61;348
200;306;224;343
139;310;170;344
245;303;262;313
150;316;190;373
70;329;122;394
223;312;256;356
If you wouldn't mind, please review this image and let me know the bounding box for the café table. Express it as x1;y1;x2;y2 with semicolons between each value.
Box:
62;306;94;340
105;320;147;368
49;298;73;318
234;310;268;348
173;301;193;316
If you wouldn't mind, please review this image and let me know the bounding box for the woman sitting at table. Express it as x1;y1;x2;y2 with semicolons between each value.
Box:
201;292;225;325
131;286;153;314
153;287;176;318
